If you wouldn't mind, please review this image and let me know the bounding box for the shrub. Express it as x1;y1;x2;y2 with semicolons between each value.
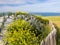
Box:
4;15;51;45
54;24;60;45
34;16;49;25
4;19;40;45
16;11;29;16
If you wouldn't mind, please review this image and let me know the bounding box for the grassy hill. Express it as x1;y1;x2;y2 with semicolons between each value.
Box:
42;16;60;45
42;16;60;28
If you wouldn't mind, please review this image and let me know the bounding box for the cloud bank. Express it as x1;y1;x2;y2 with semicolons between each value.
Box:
0;0;60;12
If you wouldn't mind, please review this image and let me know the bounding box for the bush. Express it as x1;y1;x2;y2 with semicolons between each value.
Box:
34;16;49;25
16;11;29;16
54;24;60;45
4;15;51;45
4;19;40;45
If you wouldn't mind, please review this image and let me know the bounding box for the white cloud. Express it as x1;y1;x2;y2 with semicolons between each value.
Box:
0;0;27;4
0;0;60;12
0;0;40;4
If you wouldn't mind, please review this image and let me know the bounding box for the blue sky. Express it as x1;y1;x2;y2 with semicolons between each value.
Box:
0;0;60;12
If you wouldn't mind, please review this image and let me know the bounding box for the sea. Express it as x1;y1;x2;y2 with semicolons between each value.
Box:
30;12;60;16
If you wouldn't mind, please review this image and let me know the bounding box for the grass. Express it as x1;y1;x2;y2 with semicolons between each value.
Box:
42;16;60;45
42;16;60;28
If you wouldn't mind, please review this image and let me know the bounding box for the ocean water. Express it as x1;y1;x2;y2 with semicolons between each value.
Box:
31;13;60;16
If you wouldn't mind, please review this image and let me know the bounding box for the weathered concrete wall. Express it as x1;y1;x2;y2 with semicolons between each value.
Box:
40;21;56;45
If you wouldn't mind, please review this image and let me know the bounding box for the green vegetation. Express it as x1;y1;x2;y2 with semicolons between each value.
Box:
0;12;15;17
54;24;60;45
42;16;60;45
42;16;60;21
0;12;60;45
7;12;13;18
42;16;60;27
3;14;51;45
0;13;3;17
16;11;29;16
35;16;49;25
4;19;40;45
